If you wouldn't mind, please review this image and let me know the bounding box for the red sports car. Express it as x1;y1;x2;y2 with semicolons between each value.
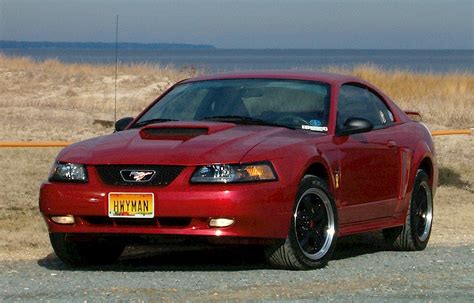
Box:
39;71;437;269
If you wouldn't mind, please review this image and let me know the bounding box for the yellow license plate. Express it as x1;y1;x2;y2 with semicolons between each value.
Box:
108;192;154;218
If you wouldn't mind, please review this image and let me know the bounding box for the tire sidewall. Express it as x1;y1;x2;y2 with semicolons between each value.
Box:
409;170;433;250
288;175;338;268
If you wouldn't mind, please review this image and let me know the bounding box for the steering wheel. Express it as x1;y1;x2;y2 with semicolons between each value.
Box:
275;115;310;126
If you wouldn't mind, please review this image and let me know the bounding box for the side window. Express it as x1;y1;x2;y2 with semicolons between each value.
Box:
337;84;392;130
366;90;395;125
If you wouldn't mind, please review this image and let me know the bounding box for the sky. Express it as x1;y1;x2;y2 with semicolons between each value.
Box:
0;0;472;49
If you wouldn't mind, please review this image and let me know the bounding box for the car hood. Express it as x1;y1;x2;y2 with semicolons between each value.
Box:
57;121;303;165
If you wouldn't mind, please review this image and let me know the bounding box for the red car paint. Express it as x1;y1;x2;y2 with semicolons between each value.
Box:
39;71;437;241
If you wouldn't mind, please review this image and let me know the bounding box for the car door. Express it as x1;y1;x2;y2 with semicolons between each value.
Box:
335;84;401;224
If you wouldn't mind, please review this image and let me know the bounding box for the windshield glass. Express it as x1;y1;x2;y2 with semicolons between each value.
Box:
135;79;331;131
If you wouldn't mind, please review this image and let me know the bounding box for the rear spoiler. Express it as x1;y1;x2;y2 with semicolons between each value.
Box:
404;110;422;122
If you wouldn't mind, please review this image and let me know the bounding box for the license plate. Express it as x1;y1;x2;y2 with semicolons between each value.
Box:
108;192;154;218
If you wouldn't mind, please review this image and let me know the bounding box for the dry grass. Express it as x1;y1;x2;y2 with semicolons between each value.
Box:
0;54;472;137
0;148;58;260
0;54;197;138
0;53;472;261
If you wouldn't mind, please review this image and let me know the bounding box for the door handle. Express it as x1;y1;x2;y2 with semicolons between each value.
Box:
386;140;398;148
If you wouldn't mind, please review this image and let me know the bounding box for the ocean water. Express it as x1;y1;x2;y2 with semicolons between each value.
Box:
1;48;472;73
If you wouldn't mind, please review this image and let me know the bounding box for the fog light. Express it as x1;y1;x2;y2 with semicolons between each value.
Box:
51;215;75;224
209;218;234;228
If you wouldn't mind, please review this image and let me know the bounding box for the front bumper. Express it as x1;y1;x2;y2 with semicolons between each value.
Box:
39;166;295;239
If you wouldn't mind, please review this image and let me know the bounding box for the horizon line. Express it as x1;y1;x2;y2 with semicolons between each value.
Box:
0;40;472;51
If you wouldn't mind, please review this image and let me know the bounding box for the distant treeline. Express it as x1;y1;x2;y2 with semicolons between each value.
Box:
0;40;216;50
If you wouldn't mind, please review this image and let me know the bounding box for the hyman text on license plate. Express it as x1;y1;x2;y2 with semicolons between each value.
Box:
108;192;154;218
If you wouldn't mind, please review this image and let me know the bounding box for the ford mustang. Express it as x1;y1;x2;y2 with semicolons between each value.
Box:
39;71;437;269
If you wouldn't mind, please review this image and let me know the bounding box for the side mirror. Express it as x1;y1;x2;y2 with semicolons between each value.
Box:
337;117;373;136
114;117;134;132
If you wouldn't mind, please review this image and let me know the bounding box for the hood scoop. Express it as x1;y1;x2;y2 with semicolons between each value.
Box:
139;121;236;141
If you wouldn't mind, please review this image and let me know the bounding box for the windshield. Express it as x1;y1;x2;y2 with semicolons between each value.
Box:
135;79;331;131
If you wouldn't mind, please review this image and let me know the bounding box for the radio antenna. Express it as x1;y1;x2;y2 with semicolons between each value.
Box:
114;14;119;125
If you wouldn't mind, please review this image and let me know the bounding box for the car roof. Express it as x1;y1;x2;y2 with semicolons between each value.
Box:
182;70;363;86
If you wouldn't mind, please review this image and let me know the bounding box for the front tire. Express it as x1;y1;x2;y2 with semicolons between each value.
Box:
265;175;338;269
50;233;125;266
383;169;433;250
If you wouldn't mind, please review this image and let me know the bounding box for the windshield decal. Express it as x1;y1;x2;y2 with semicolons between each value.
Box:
301;125;328;132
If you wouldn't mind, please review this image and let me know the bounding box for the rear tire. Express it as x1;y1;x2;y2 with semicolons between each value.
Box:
50;233;125;266
265;175;338;269
383;169;433;250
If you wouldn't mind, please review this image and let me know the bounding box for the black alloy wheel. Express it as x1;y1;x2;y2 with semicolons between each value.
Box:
265;175;338;269
383;169;433;250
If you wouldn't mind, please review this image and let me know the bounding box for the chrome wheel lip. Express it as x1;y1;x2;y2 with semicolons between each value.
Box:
294;188;335;260
417;181;433;242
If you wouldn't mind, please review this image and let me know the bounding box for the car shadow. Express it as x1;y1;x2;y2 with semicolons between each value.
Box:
37;232;395;272
332;231;393;260
438;166;473;193
37;246;270;272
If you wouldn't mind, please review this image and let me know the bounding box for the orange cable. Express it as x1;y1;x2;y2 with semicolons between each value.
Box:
0;141;73;147
431;129;472;136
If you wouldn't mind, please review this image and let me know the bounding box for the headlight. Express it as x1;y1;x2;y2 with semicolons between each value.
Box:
49;162;88;183
190;162;277;183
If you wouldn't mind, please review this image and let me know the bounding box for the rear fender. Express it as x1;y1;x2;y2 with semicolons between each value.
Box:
408;140;437;198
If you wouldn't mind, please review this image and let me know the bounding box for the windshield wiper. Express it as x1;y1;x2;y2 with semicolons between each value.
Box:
201;115;295;130
130;118;179;128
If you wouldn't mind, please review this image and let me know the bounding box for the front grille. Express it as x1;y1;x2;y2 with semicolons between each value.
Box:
81;216;192;228
96;165;185;186
158;217;192;227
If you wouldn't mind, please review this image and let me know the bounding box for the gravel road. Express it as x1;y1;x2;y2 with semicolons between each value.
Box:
1;234;473;302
